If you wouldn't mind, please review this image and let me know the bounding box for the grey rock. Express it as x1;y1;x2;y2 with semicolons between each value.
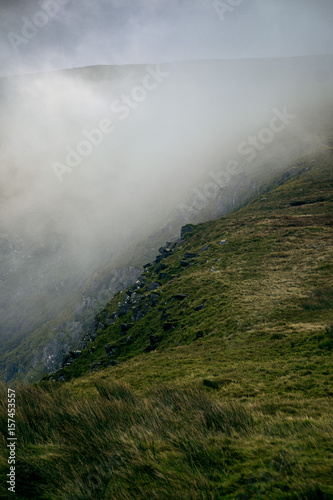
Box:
184;252;199;259
105;345;118;356
147;281;161;292
181;224;194;238
173;294;188;300
117;303;130;317
194;304;205;311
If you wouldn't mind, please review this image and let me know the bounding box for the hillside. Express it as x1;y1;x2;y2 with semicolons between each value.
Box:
0;145;332;499
1;56;333;383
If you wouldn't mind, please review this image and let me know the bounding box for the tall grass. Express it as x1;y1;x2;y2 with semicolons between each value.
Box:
0;381;254;499
1;380;331;499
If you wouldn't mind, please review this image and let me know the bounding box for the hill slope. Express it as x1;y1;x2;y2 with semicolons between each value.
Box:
1;55;333;383
0;146;332;499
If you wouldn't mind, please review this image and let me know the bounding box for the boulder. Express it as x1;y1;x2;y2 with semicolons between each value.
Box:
147;281;161;291
181;224;194;238
117;303;130;317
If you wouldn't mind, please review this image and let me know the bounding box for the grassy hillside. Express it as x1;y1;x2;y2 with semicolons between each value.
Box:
1;55;333;384
0;146;332;499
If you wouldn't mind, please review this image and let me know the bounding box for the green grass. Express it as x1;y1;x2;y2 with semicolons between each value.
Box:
0;147;332;499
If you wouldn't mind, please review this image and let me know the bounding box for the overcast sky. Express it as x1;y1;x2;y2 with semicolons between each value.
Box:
0;0;333;76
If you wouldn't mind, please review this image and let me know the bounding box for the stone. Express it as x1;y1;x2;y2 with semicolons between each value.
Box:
218;240;228;245
147;281;161;291
184;252;199;259
107;360;118;367
117;303;130;317
194;304;205;311
181;224;194;238
120;323;133;332
200;245;210;252
68;350;82;359
149;293;160;305
180;260;189;267
105;345;118;355
173;294;188;300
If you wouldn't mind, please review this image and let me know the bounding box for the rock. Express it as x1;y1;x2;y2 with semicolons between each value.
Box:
184;252;199;259
147;281;161;291
143;263;152;269
117;303;130;317
105;345;118;356
173;294;188;300
156;263;167;272
149;292;160;304
78;341;89;350
107;360;118;367
166;241;178;250
180;260;189;267
218;240;228;245
132;311;145;322
195;331;204;339
181;224;194;238
145;334;159;352
200;245;210;252
161;309;171;321
90;362;103;369
120;323;133;332
194;304;205;311
158;247;172;258
68;350;82;359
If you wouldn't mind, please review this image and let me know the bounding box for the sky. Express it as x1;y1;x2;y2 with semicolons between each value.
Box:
0;0;333;76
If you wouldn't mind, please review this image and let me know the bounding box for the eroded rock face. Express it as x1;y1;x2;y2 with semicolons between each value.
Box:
3;265;142;382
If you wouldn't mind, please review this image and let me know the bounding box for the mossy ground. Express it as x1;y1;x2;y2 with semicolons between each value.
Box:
0;147;332;499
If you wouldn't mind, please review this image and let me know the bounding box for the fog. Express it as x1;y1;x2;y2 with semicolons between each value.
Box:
1;57;330;267
0;0;333;380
